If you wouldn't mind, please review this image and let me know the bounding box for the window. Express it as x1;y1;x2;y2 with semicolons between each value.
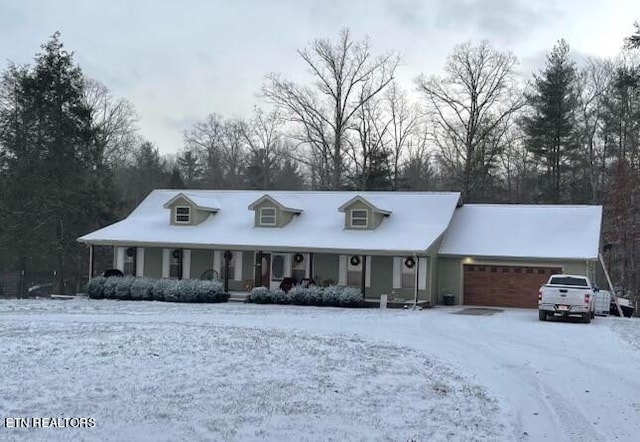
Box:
260;207;276;226
272;255;285;281
175;206;191;224
350;210;368;228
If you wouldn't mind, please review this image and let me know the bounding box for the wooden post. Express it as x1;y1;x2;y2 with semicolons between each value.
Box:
256;251;263;287
89;245;95;280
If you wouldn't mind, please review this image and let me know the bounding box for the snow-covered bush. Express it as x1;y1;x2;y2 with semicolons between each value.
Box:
102;277;120;299
289;286;307;305
271;288;287;304
114;276;135;300
130;278;154;301
338;286;364;307
87;276;106;299
152;278;172;302
246;285;363;307
305;286;323;306
249;286;271;304
87;277;228;304
195;280;226;303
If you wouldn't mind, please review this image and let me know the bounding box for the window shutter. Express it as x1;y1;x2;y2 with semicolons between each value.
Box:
182;249;191;279
418;257;428;290
136;248;145;277
234;251;243;281
338;255;347;285
392;257;402;289
162;249;170;278
213;251;221;276
366;256;372;287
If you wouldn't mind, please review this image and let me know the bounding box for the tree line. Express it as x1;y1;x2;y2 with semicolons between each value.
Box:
0;24;639;295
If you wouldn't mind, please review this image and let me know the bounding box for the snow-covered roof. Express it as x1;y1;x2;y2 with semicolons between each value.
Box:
438;204;603;260
79;190;462;254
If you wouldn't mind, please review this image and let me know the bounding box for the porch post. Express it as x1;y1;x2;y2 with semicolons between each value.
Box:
223;250;231;293
413;253;419;307
256;251;263;287
88;245;95;281
361;254;367;299
308;252;314;282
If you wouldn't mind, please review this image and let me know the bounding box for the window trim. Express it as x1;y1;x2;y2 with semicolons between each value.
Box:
259;207;277;226
350;209;368;228
174;206;191;224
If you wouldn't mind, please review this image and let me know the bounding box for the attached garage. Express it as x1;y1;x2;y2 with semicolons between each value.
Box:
463;264;561;308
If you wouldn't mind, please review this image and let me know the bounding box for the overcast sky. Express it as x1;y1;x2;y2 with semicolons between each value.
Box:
1;0;639;155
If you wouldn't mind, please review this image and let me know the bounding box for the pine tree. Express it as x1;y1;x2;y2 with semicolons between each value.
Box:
0;33;118;293
522;40;581;203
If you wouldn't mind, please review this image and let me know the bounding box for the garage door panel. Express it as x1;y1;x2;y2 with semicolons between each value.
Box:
463;265;561;308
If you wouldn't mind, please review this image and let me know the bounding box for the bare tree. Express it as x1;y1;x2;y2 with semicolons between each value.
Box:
385;82;424;190
263;28;399;190
240;108;287;189
416;41;523;201
183;114;238;189
83;79;138;167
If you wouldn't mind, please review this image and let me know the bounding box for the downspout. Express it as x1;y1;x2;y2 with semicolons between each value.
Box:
413;252;419;308
361;254;367;299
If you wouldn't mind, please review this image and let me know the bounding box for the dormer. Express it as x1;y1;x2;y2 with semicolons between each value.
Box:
163;193;219;226
248;194;303;228
338;196;391;230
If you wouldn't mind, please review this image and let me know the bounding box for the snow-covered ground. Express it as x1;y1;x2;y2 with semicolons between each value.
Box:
1;300;639;441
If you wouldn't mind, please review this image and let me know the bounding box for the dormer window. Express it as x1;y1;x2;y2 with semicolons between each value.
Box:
175;206;191;224
260;207;277;226
350;210;368;228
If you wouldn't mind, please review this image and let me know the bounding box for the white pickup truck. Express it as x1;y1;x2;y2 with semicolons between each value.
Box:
538;275;597;323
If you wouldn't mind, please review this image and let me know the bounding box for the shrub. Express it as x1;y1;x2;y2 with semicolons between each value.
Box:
305;286;323;306
290;286;307;305
130;278;154;301
195;280;226;303
103;277;120;299
321;285;341;306
249;286;270;304
114;276;135;300
338;286;364;307
87;276;106;299
152;279;172;302
271;288;287;304
87;276;229;304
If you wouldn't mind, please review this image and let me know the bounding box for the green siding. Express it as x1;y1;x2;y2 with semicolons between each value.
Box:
252;201;295;227
144;248;162;278
437;257;462;304
190;249;214;279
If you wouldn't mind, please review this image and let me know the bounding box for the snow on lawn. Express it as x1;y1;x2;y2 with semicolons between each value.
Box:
1;300;640;442
0;300;501;442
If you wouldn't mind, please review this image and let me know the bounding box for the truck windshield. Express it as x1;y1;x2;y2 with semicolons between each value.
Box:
549;276;589;287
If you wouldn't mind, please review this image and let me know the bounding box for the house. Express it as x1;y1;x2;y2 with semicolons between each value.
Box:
78;190;603;308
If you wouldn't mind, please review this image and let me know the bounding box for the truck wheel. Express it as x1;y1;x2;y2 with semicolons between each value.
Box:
538;310;547;321
583;313;591;324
